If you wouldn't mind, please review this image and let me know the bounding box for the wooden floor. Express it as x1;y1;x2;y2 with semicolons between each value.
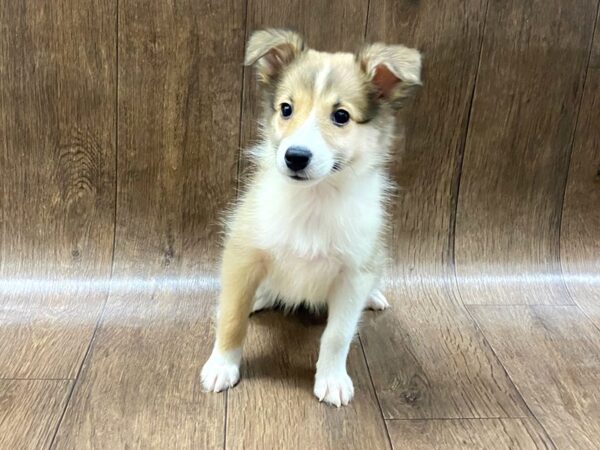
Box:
1;1;599;449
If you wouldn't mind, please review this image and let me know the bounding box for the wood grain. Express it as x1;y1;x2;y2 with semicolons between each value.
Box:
359;0;528;422
590;6;600;67
360;280;528;420
226;310;390;450
52;286;224;449
455;0;598;305
113;0;245;276
0;380;71;450
387;418;553;450
0;289;108;379
238;0;369;182
0;0;115;378
0;0;116;278
560;70;600;329
1;0;599;448
365;0;487;276
469;305;600;449
53;1;245;447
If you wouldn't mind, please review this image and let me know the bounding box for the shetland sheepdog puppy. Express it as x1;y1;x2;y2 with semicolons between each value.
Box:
202;29;421;407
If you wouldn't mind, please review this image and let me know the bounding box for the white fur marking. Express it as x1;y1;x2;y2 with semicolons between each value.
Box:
314;371;355;407
314;62;331;96
277;111;334;179
314;272;374;406
201;347;241;392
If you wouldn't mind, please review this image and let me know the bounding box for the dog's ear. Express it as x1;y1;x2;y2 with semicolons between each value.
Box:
357;43;422;109
244;29;305;84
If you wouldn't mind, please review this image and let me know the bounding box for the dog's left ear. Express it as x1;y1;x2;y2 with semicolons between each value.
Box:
357;43;422;109
244;29;305;85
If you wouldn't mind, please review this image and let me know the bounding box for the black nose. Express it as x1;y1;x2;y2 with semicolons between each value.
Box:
284;147;312;171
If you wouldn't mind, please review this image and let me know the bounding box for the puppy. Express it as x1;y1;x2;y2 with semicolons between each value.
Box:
201;29;421;407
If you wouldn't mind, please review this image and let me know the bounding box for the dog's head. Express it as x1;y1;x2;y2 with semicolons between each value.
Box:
245;29;421;185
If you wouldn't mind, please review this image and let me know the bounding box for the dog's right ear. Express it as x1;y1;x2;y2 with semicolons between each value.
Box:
244;29;305;84
357;43;422;109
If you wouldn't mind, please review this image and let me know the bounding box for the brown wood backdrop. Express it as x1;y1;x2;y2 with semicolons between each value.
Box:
1;1;599;449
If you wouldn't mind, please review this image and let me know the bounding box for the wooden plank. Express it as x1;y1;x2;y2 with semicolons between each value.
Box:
52;286;224;449
455;0;598;305
361;281;528;419
591;6;600;67
0;289;107;379
387;418;553;450
0;0;115;377
469;305;600;448
0;380;71;450
366;0;487;274
560;70;600;329
53;1;244;446
0;0;116;277
113;0;244;275
226;311;390;450
238;0;369;181
360;0;526;421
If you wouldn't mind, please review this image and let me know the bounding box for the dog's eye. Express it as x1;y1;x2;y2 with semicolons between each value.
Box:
332;109;350;126
280;103;293;119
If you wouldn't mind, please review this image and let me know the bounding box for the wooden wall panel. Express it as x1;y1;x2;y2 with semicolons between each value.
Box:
360;0;527;422
0;0;116;279
238;0;369;181
112;0;245;276
0;0;598;447
0;0;115;378
591;6;600;67
365;0;488;277
560;70;600;328
455;0;598;305
54;1;245;447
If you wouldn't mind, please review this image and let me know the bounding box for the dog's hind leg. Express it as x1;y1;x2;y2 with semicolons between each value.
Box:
365;288;390;310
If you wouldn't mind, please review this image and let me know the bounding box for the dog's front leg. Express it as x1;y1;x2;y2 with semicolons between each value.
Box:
314;271;374;407
201;242;266;392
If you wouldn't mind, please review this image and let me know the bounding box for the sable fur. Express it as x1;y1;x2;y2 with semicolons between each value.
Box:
202;28;421;407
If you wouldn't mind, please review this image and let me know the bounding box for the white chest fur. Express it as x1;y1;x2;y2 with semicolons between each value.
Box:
250;168;386;304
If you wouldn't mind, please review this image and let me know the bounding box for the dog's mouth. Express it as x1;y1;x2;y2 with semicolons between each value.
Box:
287;162;343;181
290;174;309;181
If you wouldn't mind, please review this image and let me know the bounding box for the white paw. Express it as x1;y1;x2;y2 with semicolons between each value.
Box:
365;288;390;311
314;371;355;407
201;348;241;392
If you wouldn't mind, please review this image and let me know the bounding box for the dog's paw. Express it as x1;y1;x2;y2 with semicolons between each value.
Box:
201;349;241;392
365;288;390;311
314;371;355;407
